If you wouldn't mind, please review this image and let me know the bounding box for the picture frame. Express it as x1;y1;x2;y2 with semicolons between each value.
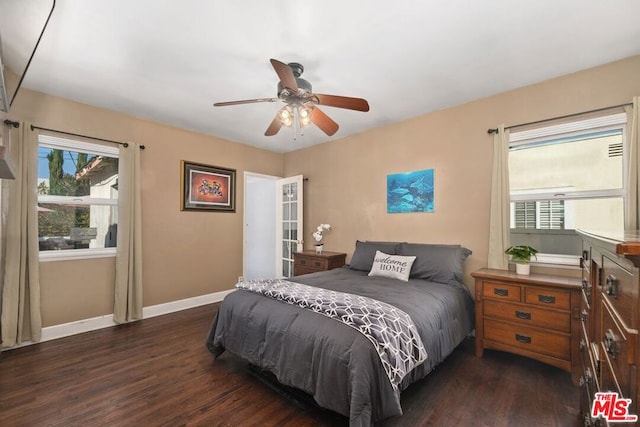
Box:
386;168;434;213
180;160;236;212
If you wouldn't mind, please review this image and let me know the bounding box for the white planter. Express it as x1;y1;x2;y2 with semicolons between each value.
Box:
515;263;530;275
315;244;324;254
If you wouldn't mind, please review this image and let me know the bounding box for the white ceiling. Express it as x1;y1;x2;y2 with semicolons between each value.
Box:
1;0;640;153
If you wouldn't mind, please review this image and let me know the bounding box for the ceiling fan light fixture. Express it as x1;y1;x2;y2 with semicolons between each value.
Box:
279;105;293;126
298;105;312;127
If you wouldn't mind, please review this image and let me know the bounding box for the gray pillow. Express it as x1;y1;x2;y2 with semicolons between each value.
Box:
349;240;401;271
398;243;471;283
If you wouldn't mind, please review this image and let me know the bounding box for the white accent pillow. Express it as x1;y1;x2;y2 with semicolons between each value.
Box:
368;250;416;282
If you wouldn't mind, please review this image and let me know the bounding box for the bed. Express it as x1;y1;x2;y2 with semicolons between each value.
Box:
206;241;475;426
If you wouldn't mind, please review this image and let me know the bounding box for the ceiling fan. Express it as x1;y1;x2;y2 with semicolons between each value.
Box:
213;59;370;137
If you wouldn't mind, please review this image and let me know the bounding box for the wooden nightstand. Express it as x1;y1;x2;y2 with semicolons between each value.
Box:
293;251;346;276
472;268;582;385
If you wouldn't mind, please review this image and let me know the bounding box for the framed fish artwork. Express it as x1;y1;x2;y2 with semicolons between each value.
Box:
386;168;434;213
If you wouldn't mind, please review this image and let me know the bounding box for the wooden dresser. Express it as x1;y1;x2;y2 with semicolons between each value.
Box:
293;251;346;276
472;268;582;385
578;230;640;425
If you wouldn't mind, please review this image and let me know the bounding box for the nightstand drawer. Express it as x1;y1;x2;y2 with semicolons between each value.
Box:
295;266;319;276
525;287;570;310
292;251;346;276
483;281;521;302
484;318;570;360
295;256;327;270
483;299;570;332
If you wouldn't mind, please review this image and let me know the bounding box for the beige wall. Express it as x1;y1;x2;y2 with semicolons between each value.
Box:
4;90;283;326
283;55;640;290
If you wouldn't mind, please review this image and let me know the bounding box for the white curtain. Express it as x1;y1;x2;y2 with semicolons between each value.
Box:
114;143;143;323
1;122;41;347
487;125;511;270
625;97;640;230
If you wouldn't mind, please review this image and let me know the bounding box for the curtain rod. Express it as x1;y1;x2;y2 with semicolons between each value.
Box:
486;102;633;135
30;124;145;149
3;119;19;128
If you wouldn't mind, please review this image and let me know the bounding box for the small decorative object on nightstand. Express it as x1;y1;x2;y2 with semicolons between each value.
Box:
293;251;346;276
472;268;582;386
505;245;538;275
312;223;331;254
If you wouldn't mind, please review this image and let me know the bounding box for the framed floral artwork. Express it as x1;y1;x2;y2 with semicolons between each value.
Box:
180;161;236;212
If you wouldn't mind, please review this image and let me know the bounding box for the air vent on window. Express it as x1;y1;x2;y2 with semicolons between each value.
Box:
609;143;623;157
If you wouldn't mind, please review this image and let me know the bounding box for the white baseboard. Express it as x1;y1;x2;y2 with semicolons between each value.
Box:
6;288;235;350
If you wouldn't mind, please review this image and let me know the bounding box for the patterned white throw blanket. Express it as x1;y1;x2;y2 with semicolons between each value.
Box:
236;279;427;389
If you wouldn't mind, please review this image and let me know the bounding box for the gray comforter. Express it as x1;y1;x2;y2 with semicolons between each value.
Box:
206;267;474;426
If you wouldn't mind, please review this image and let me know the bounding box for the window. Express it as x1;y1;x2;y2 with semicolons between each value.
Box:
37;135;119;261
508;113;627;266
513;200;564;229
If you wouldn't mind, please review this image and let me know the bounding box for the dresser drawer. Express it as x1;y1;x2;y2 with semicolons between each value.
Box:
602;255;639;330
600;351;639;418
482;281;521;302
581;269;592;309
581;291;593;344
580;324;602;392
483;299;570;332
579;350;601;427
525;286;570;310
600;343;624;399
484;318;570;360
601;300;634;397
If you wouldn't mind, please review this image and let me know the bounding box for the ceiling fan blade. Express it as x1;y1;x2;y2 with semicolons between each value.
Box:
310;107;339;136
315;94;370;112
270;59;298;92
264;115;282;136
213;98;278;107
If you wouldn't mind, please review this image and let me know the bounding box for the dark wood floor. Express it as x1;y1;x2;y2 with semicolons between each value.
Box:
0;303;580;426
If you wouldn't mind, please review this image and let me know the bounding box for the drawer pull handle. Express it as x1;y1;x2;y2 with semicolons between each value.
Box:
580;339;586;351
493;288;509;297
538;294;556;304
580;367;593;388
581;309;588;323
605;275;619;297
582;249;589;262
581;279;591;300
515;310;531;320
314;261;322;267
515;333;531;344
300;260;307;265
604;329;618;359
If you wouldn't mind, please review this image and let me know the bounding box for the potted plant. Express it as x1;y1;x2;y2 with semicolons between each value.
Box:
505;245;538;275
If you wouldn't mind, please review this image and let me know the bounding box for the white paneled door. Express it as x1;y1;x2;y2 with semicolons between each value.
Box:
276;175;303;278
